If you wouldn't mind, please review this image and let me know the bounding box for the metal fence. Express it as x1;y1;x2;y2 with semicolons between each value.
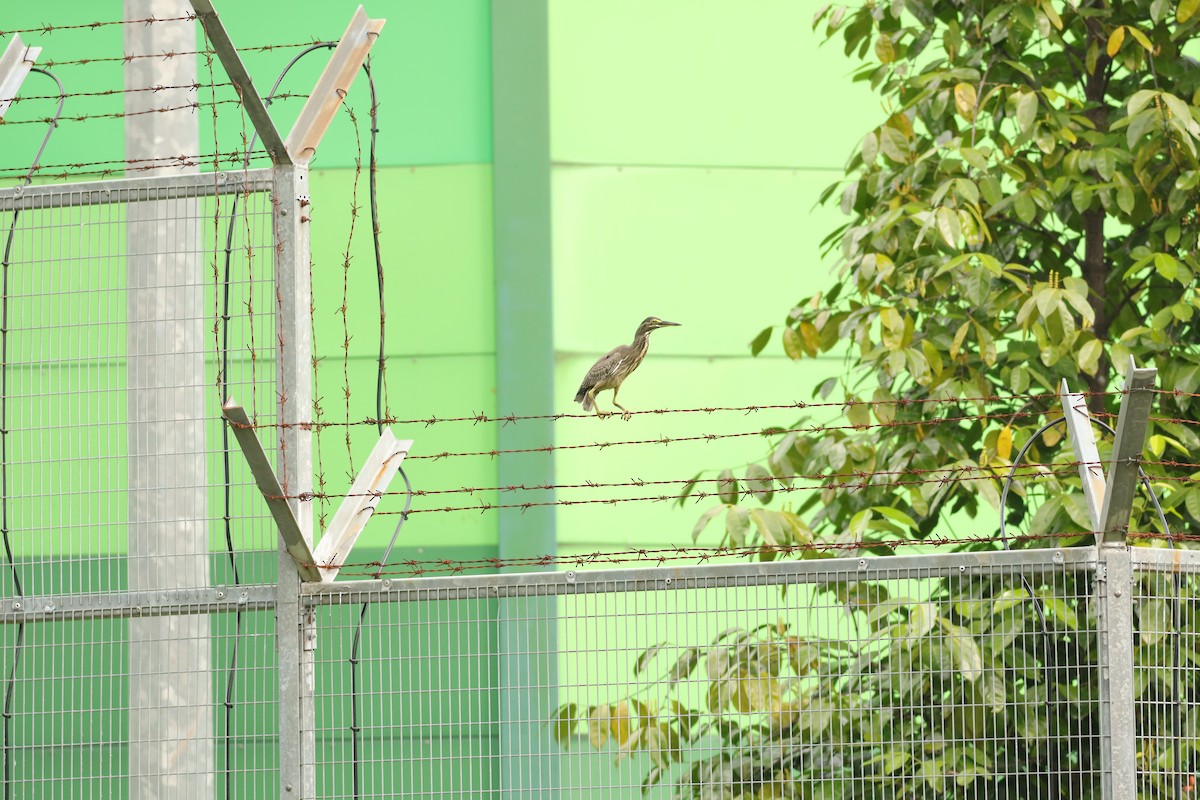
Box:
1;166;1198;799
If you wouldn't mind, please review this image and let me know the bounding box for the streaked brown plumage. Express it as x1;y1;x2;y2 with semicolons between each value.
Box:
574;317;680;419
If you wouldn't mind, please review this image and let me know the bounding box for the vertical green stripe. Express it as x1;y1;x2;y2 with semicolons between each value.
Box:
491;0;558;794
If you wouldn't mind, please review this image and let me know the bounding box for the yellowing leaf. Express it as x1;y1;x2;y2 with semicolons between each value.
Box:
1106;25;1126;57
954;82;978;121
609;701;633;749
1181;0;1200;23
997;425;1013;461
875;34;895;63
588;706;611;748
782;326;805;360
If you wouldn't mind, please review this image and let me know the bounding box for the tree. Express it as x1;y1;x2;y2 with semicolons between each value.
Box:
554;1;1200;797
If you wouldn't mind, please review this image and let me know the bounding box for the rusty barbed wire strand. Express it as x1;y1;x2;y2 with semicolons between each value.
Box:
219;389;1135;432
0;15;197;36
392;408;1052;462
310;532;1110;577
6;82;212;102
37;39;333;69
370;468;1088;516
266;461;1088;504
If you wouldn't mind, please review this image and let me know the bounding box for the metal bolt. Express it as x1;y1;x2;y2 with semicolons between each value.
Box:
1114;587;1123;598
44;603;54;612
959;565;966;573
566;571;576;583
857;560;867;571
280;207;289;217
216;590;225;600
11;602;20;611
664;577;672;585
382;579;392;590
1053;551;1064;564
286;784;293;793
217;171;227;182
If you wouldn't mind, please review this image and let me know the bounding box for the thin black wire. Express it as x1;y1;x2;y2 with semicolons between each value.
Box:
0;66;64;800
349;57;415;800
217;41;335;799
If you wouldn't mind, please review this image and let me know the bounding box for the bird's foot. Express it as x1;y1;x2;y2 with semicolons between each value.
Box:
595;410;611;419
621;411;632;421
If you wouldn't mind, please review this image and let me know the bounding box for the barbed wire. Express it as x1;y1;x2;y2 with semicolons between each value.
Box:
267;461;1086;505
311;532;1109;578
37;39;337;69
221;391;1134;431
5;82;211;103
0;15;197;36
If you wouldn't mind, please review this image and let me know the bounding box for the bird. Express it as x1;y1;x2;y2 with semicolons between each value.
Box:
574;317;681;420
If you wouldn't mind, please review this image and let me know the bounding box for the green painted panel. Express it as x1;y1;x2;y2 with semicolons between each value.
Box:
552;165;844;357
548;0;877;167
2;0;491;173
309;164;494;358
554;354;837;550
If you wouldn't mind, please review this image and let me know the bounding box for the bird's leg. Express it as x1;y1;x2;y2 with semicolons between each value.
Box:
587;388;610;418
611;386;631;421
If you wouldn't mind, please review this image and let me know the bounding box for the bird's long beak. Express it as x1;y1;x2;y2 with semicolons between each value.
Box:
659;320;681;327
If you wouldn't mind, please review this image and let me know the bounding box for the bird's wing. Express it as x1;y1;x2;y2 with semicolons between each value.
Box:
576;346;626;393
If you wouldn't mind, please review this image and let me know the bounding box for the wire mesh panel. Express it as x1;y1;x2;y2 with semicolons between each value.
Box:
308;550;1103;798
0;170;280;595
1133;549;1200;798
0;170;285;798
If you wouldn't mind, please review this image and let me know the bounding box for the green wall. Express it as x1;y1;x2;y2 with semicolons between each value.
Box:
548;0;878;555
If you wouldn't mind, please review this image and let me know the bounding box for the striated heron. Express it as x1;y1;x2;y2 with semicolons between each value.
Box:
574;317;680;419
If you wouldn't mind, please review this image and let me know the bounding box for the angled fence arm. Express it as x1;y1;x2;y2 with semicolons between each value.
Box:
221;400;321;581
188;0;291;165
1098;357;1157;546
0;35;41;120
1059;379;1106;534
284;5;384;165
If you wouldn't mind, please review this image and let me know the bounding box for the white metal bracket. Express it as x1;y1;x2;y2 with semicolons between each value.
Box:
0;35;41;120
1058;356;1156;548
222;399;411;583
1058;379;1106;532
284;6;385;165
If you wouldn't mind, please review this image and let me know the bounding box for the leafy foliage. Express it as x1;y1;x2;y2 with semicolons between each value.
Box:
554;0;1200;795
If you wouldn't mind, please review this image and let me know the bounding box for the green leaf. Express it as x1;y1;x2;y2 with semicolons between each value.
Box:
782;326;805;360
745;464;775;505
941;620;984;682
1078;339;1103;376
691;505;725;543
937;206;962;247
717;470;738;505
873;505;918;529
1128;89;1159;116
749;326;772;356
552;703;580;747
634;643;667;676
1016;90;1038;133
725;505;750;547
862;130;879;164
1139;599;1172;645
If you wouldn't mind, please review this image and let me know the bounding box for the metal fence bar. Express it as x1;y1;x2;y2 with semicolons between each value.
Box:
0;168;273;211
0;584;275;624
1098;546;1137;800
274;160;315;799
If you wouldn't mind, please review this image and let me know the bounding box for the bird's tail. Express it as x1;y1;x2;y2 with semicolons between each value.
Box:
574;387;592;410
